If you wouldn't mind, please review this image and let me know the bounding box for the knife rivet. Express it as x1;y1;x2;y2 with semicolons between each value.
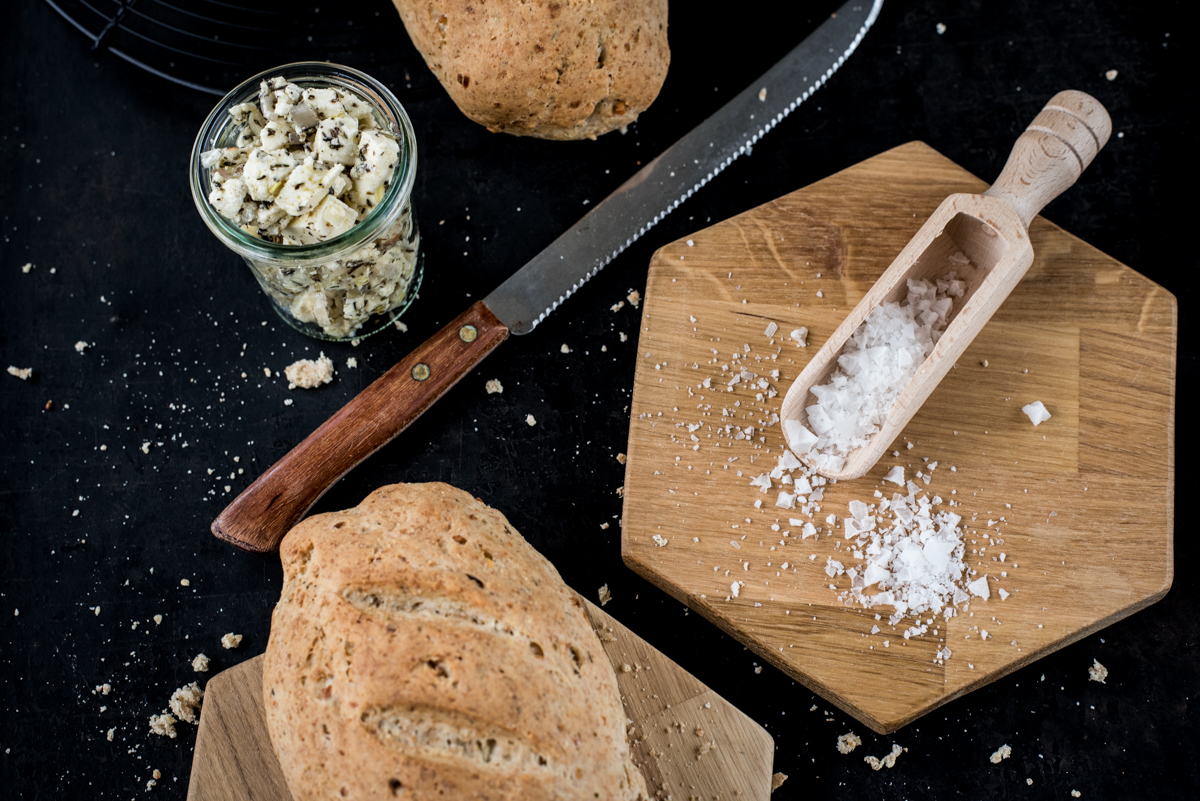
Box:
459;325;478;342
412;363;431;381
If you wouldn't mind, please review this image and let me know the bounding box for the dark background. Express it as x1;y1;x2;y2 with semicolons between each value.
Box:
1;0;1193;798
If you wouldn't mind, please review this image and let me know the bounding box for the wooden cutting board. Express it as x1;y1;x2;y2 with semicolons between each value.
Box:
621;141;1176;734
187;598;775;800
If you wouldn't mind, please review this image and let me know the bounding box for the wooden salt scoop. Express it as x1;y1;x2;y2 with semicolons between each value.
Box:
780;90;1111;479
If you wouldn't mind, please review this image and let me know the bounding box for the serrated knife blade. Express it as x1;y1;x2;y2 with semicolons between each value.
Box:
212;0;885;552
485;0;884;334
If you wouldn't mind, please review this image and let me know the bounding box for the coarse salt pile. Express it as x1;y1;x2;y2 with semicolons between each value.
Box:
832;481;984;644
786;275;963;473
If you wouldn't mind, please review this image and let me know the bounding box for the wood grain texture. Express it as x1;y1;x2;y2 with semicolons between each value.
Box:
187;598;774;801
212;301;508;553
621;141;1176;734
781;91;1112;480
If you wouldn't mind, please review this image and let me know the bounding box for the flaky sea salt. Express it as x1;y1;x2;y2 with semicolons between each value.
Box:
1022;400;1051;426
786;276;961;473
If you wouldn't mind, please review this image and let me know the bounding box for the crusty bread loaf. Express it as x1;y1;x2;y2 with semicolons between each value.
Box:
263;482;649;800
392;0;669;140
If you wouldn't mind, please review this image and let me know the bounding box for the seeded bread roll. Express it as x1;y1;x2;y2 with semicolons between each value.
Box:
263;482;649;801
392;0;669;140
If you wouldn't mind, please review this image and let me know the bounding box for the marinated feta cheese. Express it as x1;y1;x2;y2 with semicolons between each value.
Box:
201;75;419;339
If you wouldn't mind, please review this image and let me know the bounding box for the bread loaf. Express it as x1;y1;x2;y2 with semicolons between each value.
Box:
392;0;669;140
263;482;649;800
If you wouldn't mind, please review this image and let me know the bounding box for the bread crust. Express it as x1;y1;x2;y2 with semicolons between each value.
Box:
264;482;649;800
393;0;669;140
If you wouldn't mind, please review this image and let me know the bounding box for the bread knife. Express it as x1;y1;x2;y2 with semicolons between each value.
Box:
212;0;886;552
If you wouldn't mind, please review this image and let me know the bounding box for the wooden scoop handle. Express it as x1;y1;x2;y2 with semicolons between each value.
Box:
983;90;1112;228
211;301;509;552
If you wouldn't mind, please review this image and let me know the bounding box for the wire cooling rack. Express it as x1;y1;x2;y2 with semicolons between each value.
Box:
44;0;442;99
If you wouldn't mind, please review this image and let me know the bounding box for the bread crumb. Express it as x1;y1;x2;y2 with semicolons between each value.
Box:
1105;69;1118;81
152;769;161;780
74;341;90;354
346;357;358;369
770;772;788;791
864;744;904;770
180;579;190;586
1071;792;1082;798
153;614;163;625
394;321;408;332
21;262;32;273
94;683;111;695
560;344;571;354
616;453;627;464
652;534;668;547
600;522;609;530
485;378;504;395
148;713;177;739
285;352;334;389
627;290;641;308
169;681;204;723
192;654;210;673
263;367;271;378
141;442;151;454
106;727;114;741
525;413;537;426
598;584;612;606
837;732;862;754
1027;778;1034;785
611;301;625;313
221;632;243;649
936;22;947;34
696;740;716;760
1088;659;1108;684
7;366;32;380
990;744;1012;763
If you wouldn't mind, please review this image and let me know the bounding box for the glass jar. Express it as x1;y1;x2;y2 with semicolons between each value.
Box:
190;62;422;342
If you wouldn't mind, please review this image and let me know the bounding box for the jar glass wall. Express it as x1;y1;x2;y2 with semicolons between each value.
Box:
190;62;422;342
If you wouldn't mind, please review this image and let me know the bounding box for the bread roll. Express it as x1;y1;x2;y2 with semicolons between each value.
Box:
263;482;648;800
392;0;669;140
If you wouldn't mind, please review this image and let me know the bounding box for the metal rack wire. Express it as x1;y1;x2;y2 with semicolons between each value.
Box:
44;0;441;99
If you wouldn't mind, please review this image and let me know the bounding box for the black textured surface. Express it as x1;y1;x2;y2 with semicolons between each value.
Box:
1;1;1193;798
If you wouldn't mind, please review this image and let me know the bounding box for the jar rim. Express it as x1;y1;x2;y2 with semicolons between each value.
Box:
189;62;416;263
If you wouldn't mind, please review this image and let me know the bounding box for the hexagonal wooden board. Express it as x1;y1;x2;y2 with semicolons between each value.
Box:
621;141;1176;734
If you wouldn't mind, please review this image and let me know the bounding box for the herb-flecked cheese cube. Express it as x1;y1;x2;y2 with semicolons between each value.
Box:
350;130;399;210
315;117;359;166
276;164;330;217
244;148;298;202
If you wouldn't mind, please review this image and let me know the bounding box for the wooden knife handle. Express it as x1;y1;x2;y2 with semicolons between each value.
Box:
984;89;1112;228
212;301;509;552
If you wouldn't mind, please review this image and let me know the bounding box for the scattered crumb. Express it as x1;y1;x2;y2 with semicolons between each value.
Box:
837;732;862;754
94;683;111;695
394;321;408;332
771;773;788;792
485;378;503;394
221;633;243;649
1088;659;1108;684
285;353;334;389
990;744;1012;763
106;727;115;741
346;357;357;369
7;366;32;380
864;744;904;770
263;367;271;378
525;414;537;426
1105;69;1118;81
598;584;612;606
696;740;716;760
153;770;161;780
600;522;609;530
757;88;767;102
74;341;90;354
141;442;151;454
1027;778;1034;785
153;614;163;625
627;290;641;308
191;654;210;673
148;713;177;739
936;22;947;34
616;453;627;464
611;301;625;313
652;534;668;547
180;579;190;587
168;682;204;724
560;343;571;354
1072;792;1082;798
21;262;32;273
